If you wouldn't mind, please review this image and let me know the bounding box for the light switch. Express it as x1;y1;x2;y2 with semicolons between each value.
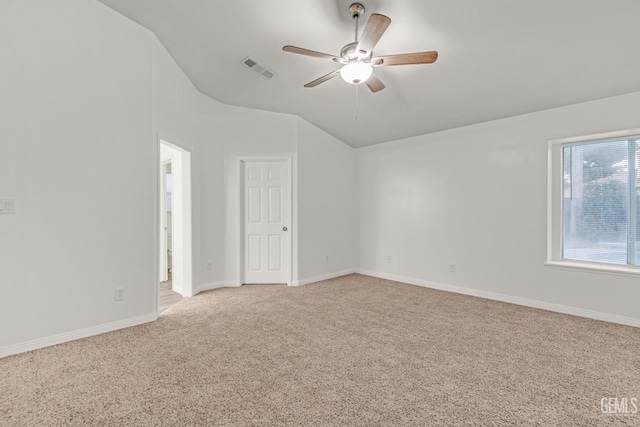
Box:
0;199;16;214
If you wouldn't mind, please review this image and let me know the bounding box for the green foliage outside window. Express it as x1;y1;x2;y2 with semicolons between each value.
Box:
580;180;627;242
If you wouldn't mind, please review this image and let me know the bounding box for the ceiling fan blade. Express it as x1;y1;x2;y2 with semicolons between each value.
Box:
304;69;341;88
282;45;340;62
365;74;385;93
372;51;439;66
356;13;391;57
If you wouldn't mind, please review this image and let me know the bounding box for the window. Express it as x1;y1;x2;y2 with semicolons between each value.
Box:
548;129;640;274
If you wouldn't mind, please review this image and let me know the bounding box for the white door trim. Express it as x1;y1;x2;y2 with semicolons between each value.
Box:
237;156;295;286
159;160;170;283
158;137;193;298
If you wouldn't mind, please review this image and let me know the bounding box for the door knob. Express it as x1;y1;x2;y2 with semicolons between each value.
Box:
282;226;288;231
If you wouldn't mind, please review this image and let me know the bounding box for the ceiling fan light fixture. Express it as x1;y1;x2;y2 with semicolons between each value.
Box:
340;61;373;84
283;4;437;92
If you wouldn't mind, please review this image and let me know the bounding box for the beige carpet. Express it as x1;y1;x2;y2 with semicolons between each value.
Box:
1;274;639;426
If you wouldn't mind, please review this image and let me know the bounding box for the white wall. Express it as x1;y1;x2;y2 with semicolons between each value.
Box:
0;0;155;350
356;91;640;325
152;36;218;293
0;0;357;356
151;29;303;290
14;0;633;355
297;119;356;284
220;108;299;287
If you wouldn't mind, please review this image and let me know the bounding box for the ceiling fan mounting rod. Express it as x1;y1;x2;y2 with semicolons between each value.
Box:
349;3;365;42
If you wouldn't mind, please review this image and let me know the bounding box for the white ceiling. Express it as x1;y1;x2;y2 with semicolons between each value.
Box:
97;0;640;148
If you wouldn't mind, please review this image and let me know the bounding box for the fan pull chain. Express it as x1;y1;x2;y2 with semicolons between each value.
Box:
355;83;359;120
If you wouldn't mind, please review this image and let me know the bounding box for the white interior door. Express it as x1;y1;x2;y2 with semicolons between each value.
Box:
243;160;290;284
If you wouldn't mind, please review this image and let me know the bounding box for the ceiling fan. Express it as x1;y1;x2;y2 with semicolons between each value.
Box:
283;3;438;93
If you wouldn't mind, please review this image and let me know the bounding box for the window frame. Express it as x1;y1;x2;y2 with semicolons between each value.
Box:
546;128;640;277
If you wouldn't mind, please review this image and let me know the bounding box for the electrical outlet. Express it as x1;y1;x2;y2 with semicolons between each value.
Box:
207;262;213;271
325;255;329;264
114;287;125;301
387;256;392;263
449;264;456;273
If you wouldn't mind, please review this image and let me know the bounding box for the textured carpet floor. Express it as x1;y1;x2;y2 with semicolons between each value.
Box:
1;274;639;426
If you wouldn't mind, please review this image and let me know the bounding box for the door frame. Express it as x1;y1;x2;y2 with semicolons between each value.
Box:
159;159;170;283
158;137;193;298
237;156;295;286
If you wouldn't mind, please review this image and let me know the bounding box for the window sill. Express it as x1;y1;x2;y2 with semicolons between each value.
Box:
545;260;640;278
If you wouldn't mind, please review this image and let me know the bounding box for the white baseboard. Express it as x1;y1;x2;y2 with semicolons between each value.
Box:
195;272;358;293
193;280;239;296
357;269;640;328
0;313;157;359
293;269;356;286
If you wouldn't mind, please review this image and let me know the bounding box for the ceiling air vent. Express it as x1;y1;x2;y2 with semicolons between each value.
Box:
241;56;276;80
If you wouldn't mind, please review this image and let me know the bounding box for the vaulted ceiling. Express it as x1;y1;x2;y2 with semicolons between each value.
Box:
97;0;640;147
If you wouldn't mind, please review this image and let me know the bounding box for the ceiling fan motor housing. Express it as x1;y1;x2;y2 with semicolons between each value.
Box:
340;42;372;63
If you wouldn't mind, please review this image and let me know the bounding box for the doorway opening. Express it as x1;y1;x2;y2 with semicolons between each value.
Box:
159;140;193;312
